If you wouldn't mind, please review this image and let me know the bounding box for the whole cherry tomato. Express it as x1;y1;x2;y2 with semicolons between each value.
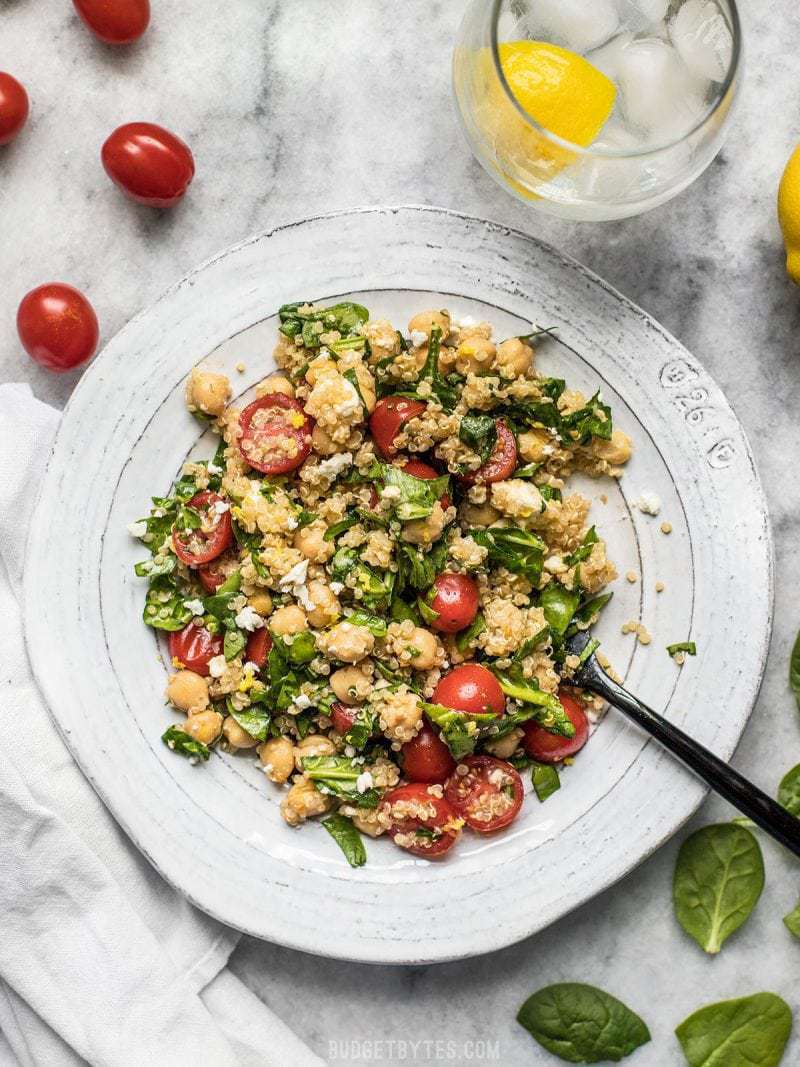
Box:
0;72;29;146
432;664;505;717
369;396;427;458
458;420;517;485
17;283;99;372
73;0;150;44
169;624;222;677
522;691;589;763
428;572;479;634
401;720;455;784
101;123;195;207
444;756;523;833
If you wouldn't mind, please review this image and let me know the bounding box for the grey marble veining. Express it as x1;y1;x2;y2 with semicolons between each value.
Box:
3;2;800;1064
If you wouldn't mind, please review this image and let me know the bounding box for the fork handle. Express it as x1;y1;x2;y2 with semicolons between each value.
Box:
578;661;800;857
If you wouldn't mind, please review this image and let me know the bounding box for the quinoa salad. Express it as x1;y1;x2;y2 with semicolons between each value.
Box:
129;300;632;866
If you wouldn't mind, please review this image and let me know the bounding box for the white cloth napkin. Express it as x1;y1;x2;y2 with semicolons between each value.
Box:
0;383;322;1067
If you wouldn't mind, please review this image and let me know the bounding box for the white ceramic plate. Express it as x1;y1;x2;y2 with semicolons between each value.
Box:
25;206;772;964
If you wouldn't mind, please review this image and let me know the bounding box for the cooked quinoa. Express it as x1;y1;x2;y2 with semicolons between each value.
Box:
131;301;632;865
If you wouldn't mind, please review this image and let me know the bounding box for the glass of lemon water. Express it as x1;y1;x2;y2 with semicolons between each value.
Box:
453;0;741;220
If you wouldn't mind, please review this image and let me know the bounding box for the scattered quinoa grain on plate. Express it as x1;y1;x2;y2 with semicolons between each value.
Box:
130;301;633;864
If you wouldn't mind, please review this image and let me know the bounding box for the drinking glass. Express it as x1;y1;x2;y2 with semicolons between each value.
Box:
453;0;741;220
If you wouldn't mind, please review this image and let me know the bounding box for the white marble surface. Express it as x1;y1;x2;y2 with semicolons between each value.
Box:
3;2;800;1064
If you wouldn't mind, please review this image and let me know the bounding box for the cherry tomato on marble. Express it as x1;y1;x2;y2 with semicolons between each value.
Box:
101;122;195;207
17;283;99;372
0;72;29;146
522;690;589;764
73;0;150;44
238;394;313;475
432;664;505;718
169;624;223;677
401;720;455;784
428;572;479;634
172;491;233;567
245;628;273;670
444;755;523;833
369;396;427;458
458;420;517;485
380;783;462;858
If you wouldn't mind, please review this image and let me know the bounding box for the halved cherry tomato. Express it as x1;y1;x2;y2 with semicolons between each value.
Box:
428;572;479;634
444;755;523;833
401;721;455;784
330;702;358;736
17;283;99;372
73;0;150;44
0;72;29;146
459;420;517;485
238;394;313;475
169;624;222;677
101;122;195;208
197;554;237;593
380;783;462;858
172;491;233;567
402;458;451;508
432;664;505;717
522;691;589;764
245;628;273;669
369;396;427;458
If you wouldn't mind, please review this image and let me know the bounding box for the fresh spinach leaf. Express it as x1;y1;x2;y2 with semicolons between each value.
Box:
223;629;246;662
343;706;378;751
381;463;450;522
540;583;581;638
532;763;561;802
490;667;575;738
422;702;497;760
790;628;800;712
469;526;546;584
418;325;459;410
674;992;792;1067
302;756;382;807
396;542;442;593
134;554;176;579
322;814;367;868
777;763;800;817
324;514;359;542
456;612;486;653
162;725;211;761
459;414;497;464
783;899;800;939
517;982;651;1063
143;577;193;632
673;823;765;954
561;392;613;444
667;642;697;657
565;527;598;567
344;609;388;637
570;592;613;629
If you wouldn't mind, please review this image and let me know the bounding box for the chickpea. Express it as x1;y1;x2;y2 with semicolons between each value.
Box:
311;424;339;456
166;670;209;714
404;627;439;670
351;807;388;838
182;710;223;745
593;429;633;466
293;733;337;771
305;357;337;386
402;501;447;546
256;373;295;398
258;737;295;783
353;363;376;413
305;579;341;628
248;590;273;615
293;521;334;563
496;337;534;378
280;777;332;826
319;621;375;664
484;727;524;760
330;664;373;705
269;604;307;636
454;337;496;376
222;716;259;750
518;429;554;464
459;501;500;527
185;369;231;417
407;309;451;340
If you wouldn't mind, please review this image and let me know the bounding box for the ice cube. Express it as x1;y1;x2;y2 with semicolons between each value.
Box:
587;31;635;82
531;0;620;53
616;37;707;142
669;0;733;82
618;0;669;31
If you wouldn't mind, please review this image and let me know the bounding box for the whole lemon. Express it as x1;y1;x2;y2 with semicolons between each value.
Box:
778;145;800;284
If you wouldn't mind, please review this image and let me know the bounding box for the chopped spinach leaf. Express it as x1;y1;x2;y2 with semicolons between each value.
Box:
532;763;560;802
667;641;697;658
459;414;497;464
162;725;210;761
322;814;367;868
469;526;546;584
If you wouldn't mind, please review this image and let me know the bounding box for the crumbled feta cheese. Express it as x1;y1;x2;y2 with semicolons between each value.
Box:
207;462;223;475
381;485;401;500
317;452;353;480
183;598;205;616
543;555;567;574
356;771;374;794
234;606;264;631
634;491;662;516
279;559;309;589
456;315;477;328
286;515;299;531
243;661;260;674
208;655;227;678
410;330;427;348
294;583;316;612
213;501;230;515
127;520;147;538
344;745;356;757
329;581;344;595
292;693;312;711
